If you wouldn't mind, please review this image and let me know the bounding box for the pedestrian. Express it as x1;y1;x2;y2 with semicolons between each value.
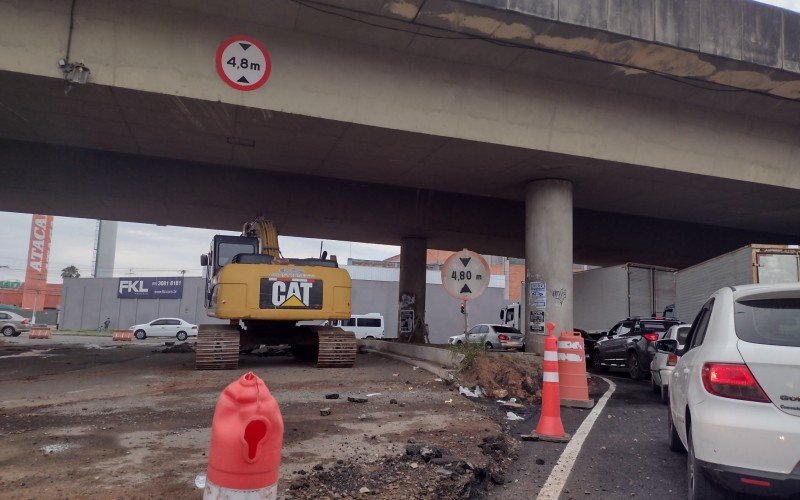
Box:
103;317;111;330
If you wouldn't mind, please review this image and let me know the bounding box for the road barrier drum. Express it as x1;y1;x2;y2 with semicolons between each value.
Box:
204;372;284;499
29;326;52;339
112;330;133;341
523;323;570;443
557;331;594;409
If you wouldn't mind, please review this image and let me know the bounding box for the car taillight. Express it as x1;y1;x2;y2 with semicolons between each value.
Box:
21;319;28;325
643;332;659;342
191;326;197;330
497;334;509;341
667;354;678;366
701;363;770;402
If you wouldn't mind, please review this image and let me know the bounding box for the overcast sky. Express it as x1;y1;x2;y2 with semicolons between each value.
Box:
0;211;399;283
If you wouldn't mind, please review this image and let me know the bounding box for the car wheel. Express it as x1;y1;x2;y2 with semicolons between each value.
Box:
660;385;669;404
485;342;494;350
668;406;685;453
688;425;726;499
365;336;375;339
1;326;15;337
456;340;463;345
627;352;645;380
176;331;188;341
592;350;609;372
134;329;146;340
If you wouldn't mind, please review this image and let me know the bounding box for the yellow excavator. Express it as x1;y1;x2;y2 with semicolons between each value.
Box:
197;217;356;369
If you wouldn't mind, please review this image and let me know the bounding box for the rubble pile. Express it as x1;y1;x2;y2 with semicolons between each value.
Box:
284;434;517;499
457;353;543;404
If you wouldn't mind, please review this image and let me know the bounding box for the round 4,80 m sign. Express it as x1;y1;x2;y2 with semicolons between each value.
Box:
441;249;490;301
216;35;272;91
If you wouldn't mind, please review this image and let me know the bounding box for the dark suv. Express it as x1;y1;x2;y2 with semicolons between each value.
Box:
591;318;680;379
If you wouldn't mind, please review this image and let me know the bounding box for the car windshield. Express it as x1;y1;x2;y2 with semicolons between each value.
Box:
675;326;690;344
493;326;520;334
639;321;676;333
734;297;800;348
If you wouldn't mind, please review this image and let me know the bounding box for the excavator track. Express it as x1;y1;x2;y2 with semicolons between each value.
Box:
196;324;240;370
315;327;357;368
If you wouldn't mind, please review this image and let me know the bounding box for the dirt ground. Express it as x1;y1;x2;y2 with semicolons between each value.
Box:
0;335;521;499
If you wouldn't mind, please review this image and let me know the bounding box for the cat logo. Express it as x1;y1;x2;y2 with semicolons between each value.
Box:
260;278;323;309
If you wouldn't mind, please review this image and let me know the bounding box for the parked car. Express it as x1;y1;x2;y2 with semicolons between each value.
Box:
129;318;198;341
667;284;800;499
650;323;691;403
331;313;386;339
448;324;524;351
591;317;681;379
0;311;30;337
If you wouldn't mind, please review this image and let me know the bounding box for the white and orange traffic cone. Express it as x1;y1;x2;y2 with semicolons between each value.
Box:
203;372;284;499
523;322;571;442
558;330;593;408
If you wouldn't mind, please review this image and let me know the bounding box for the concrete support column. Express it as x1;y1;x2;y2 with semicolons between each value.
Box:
524;179;573;354
398;237;427;343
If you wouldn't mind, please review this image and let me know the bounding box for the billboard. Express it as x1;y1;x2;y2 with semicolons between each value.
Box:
117;277;184;299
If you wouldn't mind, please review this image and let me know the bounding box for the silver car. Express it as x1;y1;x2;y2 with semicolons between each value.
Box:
448;324;525;351
0;311;31;337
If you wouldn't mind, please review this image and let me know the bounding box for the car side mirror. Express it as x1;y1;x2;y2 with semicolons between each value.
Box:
655;339;678;354
200;254;209;267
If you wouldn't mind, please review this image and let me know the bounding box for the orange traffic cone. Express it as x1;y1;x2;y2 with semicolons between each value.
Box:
204;372;284;499
558;331;593;408
523;322;571;443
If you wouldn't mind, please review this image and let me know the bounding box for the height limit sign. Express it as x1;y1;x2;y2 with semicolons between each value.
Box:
441;249;490;301
216;35;272;91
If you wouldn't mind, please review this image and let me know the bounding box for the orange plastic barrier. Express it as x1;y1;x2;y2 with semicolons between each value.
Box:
112;330;133;341
525;323;570;443
29;326;52;339
204;372;284;499
558;331;594;409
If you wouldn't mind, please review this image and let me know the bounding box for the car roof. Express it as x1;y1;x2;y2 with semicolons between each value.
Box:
731;283;800;299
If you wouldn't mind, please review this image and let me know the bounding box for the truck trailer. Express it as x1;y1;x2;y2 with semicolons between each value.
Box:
573;263;676;332
501;263;676;333
674;244;800;322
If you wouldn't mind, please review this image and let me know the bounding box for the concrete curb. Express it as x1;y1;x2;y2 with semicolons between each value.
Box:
358;340;460;380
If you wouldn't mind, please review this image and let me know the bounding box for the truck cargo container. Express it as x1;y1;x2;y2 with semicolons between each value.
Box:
501;263;676;333
674;244;800;322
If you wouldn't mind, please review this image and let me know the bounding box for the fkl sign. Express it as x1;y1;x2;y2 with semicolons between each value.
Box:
117;277;184;299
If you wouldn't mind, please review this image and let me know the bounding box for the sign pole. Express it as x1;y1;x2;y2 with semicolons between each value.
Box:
463;301;468;335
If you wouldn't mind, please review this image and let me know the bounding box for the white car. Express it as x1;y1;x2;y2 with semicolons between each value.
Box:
650;323;691;403
667;284;800;499
331;313;385;339
448;324;525;351
130;318;197;341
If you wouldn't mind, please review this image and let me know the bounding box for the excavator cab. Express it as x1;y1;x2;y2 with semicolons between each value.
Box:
201;235;259;308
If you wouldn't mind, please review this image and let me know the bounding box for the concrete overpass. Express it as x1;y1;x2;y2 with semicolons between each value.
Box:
1;0;799;345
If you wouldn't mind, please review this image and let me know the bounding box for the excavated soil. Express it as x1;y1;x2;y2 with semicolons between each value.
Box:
457;353;543;404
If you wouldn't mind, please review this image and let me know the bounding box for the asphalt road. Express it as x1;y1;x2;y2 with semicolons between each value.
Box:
562;370;687;499
498;369;688;499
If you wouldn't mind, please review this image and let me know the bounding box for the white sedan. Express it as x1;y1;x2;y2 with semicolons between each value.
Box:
650;323;691;403
130;318;197;341
668;284;800;499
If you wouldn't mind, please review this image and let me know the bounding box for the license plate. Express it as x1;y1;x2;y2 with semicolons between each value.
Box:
504;341;521;348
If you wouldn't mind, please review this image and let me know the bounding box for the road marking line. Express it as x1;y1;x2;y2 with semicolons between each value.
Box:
536;376;616;500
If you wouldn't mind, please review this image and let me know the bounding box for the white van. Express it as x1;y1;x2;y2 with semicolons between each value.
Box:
333;313;385;339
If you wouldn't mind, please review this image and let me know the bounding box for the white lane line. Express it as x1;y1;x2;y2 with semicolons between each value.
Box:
537;376;617;500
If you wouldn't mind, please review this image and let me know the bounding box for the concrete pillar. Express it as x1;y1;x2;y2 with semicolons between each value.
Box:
524;179;573;354
398;237;427;343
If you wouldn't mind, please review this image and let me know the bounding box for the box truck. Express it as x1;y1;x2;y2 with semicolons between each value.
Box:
500;263;676;333
674;244;800;321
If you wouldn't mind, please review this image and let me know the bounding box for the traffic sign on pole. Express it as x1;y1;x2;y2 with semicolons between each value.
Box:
440;249;490;301
216;35;272;91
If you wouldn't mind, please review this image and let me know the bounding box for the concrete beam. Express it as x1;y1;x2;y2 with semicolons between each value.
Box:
0;139;797;268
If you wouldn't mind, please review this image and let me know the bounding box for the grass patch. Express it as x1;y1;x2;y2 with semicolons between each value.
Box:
448;341;486;372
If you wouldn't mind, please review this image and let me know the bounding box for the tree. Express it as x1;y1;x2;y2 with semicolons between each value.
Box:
61;265;80;279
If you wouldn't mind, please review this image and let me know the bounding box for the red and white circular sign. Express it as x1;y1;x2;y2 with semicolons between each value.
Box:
215;35;272;91
441;249;491;301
